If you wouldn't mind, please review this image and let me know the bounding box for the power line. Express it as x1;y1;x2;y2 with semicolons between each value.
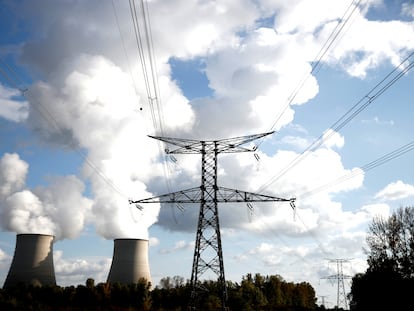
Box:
241;135;414;303
257;0;363;149
321;258;352;310
247;203;324;265
30;97;130;199
257;50;414;194
298;139;414;200
111;0;141;108
129;132;296;310
128;0;175;198
128;0;165;135
251;50;414;260
310;0;363;76
274;138;414;265
0;59;28;93
0;59;130;199
278;137;414;260
1;1;172;204
253;133;414;262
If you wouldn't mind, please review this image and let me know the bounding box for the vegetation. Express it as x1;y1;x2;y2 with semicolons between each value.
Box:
0;279;152;311
4;207;414;311
153;273;318;311
0;273;324;310
7;206;414;310
349;206;414;310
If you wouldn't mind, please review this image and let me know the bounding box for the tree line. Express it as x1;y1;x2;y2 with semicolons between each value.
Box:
349;206;414;310
0;273;322;311
2;205;413;310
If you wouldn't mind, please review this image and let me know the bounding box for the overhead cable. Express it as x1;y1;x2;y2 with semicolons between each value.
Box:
127;0;176;203
298;139;414;200
257;50;414;193
0;59;28;93
129;0;165;135
257;0;363;149
111;0;141;106
269;137;414;260
30;98;130;200
0;58;130;199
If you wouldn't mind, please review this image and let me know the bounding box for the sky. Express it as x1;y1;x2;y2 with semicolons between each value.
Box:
0;0;414;308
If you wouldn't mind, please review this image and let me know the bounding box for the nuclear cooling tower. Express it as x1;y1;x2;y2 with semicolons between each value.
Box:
3;234;56;288
107;238;151;285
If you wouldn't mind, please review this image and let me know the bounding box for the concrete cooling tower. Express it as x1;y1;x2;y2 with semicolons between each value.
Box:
107;238;151;285
3;234;56;288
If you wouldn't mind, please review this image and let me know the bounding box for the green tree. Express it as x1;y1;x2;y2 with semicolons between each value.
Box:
133;278;152;310
365;206;414;277
86;277;95;289
264;274;285;307
238;274;267;310
350;206;414;310
293;282;316;308
152;276;190;310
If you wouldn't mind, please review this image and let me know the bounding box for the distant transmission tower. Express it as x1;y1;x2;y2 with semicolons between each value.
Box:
322;258;352;310
318;295;328;308
130;132;296;310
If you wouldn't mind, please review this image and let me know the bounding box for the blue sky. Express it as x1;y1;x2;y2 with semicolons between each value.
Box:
1;0;414;308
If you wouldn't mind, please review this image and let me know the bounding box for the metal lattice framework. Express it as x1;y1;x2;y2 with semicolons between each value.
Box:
130;132;296;310
321;259;352;310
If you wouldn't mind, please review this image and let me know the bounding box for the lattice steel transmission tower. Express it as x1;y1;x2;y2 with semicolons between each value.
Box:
318;295;328;308
130;132;296;310
322;258;352;310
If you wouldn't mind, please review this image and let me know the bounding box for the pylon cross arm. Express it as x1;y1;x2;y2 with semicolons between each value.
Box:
148;131;275;154
214;131;274;153
216;186;295;203
129;186;202;204
322;274;352;279
149;135;202;154
129;186;295;205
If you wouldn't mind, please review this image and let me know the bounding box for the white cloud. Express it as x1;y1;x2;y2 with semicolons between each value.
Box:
148;0;260;59
0;153;28;198
322;129;345;149
4;0;410;244
278;136;312;149
155;137;366;239
2;2;413;295
268;0;356;34
361;116;394;126
0;84;28;122
1;153;92;239
198;25;320;136
326;14;414;78
18;0;259;71
159;240;194;254
361;203;390;219
238;242;312;267
0;247;11;269
374;180;414;201
1;175;92;240
149;236;160;247
0;247;11;288
54;250;111;286
25;54;181;239
402;3;414;18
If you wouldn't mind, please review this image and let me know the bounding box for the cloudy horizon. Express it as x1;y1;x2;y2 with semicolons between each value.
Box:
1;0;414;307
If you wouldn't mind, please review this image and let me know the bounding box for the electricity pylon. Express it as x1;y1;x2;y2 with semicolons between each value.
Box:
318;295;329;308
321;258;352;310
129;132;296;310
